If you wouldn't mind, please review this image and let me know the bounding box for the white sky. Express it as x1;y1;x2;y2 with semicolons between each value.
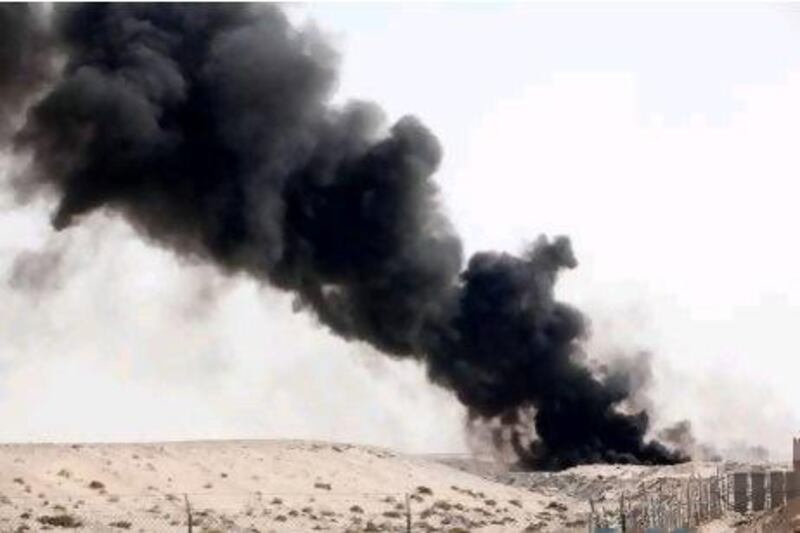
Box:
1;4;799;459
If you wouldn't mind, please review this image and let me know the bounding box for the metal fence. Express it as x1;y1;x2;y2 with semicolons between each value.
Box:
587;470;800;533
588;475;724;532
2;472;797;532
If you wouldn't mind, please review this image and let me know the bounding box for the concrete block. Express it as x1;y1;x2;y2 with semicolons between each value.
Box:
752;472;766;511
787;471;800;501
770;471;785;508
733;472;749;513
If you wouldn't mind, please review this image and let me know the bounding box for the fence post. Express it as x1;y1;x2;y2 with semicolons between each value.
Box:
184;494;193;533
405;493;411;533
620;492;626;532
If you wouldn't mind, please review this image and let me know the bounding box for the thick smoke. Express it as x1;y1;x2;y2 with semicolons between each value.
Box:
0;4;51;143
2;3;686;470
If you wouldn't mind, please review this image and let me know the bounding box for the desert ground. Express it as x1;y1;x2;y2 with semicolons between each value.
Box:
0;440;585;532
0;440;791;532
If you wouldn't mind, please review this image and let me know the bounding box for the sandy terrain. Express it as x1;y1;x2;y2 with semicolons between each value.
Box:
0;440;587;532
2;440;793;532
442;456;797;532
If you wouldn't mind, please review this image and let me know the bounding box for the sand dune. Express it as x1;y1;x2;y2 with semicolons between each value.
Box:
4;439;779;532
0;440;587;532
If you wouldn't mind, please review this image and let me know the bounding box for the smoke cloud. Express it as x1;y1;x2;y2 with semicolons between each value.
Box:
0;4;52;143
2;3;685;469
8;245;64;293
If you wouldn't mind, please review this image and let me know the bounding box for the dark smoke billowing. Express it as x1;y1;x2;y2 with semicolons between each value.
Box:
1;3;686;470
0;3;51;143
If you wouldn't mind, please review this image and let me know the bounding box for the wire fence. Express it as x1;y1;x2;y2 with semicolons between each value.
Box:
587;470;800;532
1;472;798;532
588;474;724;532
0;490;583;532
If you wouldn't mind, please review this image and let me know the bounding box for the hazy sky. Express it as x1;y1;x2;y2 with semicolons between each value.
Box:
2;4;799;458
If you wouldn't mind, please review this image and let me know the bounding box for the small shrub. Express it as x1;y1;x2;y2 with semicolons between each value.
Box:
314;482;332;490
88;480;104;490
350;505;364;514
382;511;402;519
434;500;452;511
416;486;433;496
523;522;545;532
109;521;131;529
37;514;83;528
546;501;567;512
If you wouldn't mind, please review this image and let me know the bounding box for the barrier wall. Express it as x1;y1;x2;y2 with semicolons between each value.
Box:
770;471;785;508
730;470;800;513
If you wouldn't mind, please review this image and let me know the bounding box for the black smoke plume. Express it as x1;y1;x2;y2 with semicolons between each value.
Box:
0;3;51;143
2;3;686;470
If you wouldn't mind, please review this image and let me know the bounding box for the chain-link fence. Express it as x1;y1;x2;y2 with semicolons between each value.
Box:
3;472;796;532
588;474;724;532
586;470;800;533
